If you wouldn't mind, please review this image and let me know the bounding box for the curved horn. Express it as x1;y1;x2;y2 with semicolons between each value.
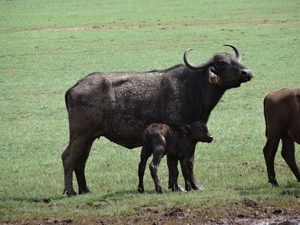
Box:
183;48;213;70
223;44;241;63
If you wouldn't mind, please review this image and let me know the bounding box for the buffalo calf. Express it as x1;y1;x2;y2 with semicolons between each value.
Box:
263;88;300;186
138;122;213;194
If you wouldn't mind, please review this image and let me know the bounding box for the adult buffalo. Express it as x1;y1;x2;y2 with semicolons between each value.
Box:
263;88;300;186
62;44;253;196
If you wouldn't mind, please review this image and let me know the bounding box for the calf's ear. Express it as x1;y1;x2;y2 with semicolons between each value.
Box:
178;125;191;135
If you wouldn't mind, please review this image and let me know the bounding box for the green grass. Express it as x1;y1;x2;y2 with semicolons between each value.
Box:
0;0;300;223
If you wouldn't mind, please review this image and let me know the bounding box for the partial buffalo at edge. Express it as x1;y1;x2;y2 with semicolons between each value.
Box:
263;88;300;186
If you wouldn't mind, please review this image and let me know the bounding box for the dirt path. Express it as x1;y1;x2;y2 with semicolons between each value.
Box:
17;19;300;33
4;199;299;225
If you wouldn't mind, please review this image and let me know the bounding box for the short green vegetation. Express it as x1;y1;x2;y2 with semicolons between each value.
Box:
0;0;299;223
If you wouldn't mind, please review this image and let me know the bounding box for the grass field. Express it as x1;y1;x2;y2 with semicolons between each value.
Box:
0;0;300;224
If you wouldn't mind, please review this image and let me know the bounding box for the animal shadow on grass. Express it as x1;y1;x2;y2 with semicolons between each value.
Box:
279;182;300;197
100;189;158;201
235;182;300;198
0;196;65;204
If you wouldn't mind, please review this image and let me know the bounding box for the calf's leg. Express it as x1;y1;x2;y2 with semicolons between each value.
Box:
187;151;204;190
281;134;300;182
180;158;193;191
167;156;185;192
149;146;164;194
138;146;151;193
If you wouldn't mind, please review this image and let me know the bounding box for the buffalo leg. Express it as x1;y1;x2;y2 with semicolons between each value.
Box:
62;145;76;196
180;158;193;191
74;138;95;194
138;146;151;193
187;150;204;190
149;147;164;194
263;137;280;186
62;135;92;197
167;156;185;192
281;134;300;182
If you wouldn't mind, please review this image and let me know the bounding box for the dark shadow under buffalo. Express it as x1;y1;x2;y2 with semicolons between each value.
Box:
263;88;300;186
62;44;253;196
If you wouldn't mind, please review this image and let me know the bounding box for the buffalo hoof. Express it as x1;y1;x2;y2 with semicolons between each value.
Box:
177;184;187;192
138;186;144;193
63;189;77;197
156;186;163;194
170;184;186;192
79;189;91;195
270;181;279;187
268;178;279;187
192;183;204;191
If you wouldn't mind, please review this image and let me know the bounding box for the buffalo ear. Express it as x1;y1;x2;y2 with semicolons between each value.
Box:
178;125;191;135
208;66;220;84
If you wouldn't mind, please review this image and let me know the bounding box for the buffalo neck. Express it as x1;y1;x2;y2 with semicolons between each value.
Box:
185;67;226;124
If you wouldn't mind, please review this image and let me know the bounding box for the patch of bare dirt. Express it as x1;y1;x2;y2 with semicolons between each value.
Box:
3;199;299;225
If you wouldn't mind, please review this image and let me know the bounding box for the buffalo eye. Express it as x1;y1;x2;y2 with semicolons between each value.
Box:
216;61;227;68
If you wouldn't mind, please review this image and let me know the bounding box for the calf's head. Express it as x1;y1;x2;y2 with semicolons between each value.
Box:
179;122;213;143
184;44;253;88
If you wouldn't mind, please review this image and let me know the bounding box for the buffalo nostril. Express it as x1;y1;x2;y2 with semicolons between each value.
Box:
241;70;247;75
241;69;252;76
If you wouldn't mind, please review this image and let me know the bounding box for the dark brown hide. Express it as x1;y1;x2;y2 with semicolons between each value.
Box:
263;88;300;186
62;45;253;196
138;122;213;194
